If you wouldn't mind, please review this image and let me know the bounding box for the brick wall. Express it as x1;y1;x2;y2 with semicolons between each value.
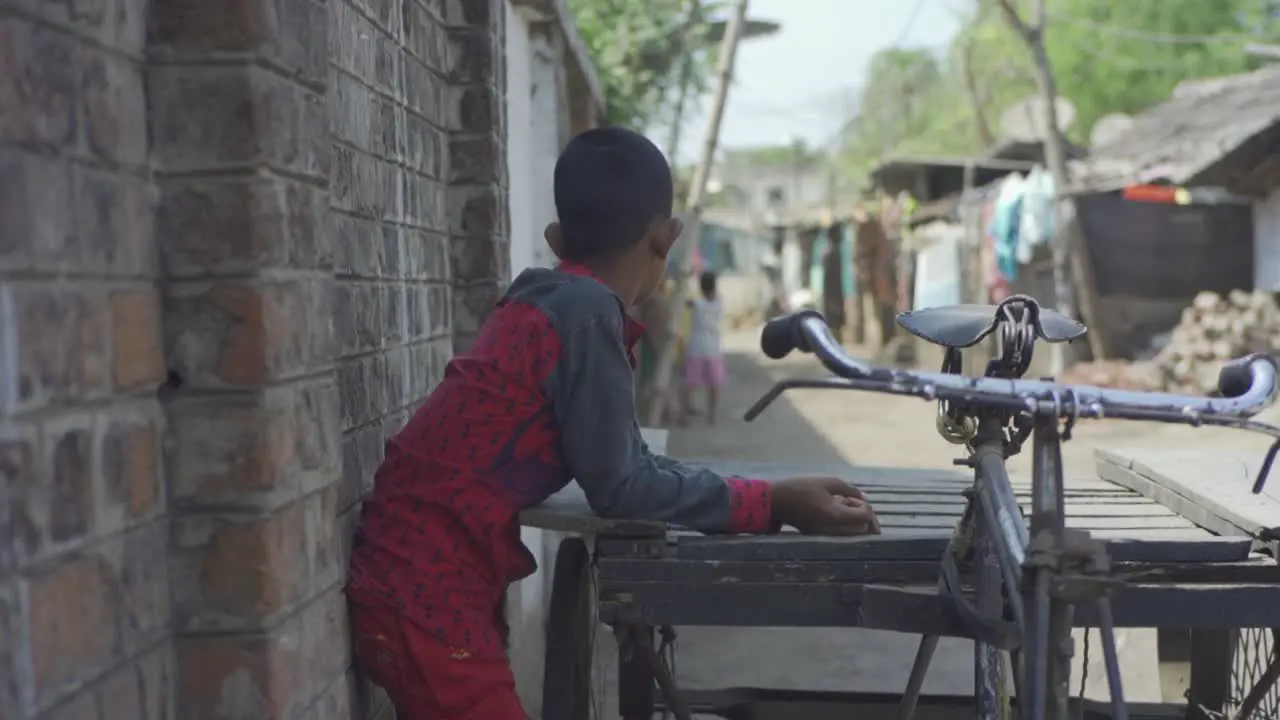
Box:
0;0;508;718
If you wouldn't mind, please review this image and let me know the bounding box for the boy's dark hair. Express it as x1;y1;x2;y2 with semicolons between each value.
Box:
553;127;674;262
699;270;717;295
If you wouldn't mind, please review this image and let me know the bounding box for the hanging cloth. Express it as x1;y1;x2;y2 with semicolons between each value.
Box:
988;173;1026;282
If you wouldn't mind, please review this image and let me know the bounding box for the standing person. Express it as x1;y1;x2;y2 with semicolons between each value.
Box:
685;271;728;424
821;227;847;344
635;279;671;419
344;127;880;720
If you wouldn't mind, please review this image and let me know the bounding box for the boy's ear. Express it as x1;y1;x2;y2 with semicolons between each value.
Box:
544;222;565;259
649;216;682;260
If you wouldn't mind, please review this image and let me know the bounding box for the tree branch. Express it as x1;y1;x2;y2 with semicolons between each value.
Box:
990;0;1037;41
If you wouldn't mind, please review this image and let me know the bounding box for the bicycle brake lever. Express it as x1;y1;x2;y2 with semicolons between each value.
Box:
743;377;870;421
743;383;786;422
1252;438;1279;494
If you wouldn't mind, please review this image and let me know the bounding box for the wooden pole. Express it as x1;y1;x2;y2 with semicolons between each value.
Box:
645;0;751;427
663;0;702;162
993;0;1108;368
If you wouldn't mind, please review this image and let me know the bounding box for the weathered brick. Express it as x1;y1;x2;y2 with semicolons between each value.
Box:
166;381;339;510
404;56;445;127
78;50;148;166
0;579;29;718
10;284;111;413
170;488;339;632
157;178;332;278
404;0;445;69
450;85;498;134
175;627;304;720
0;150;75;272
446;183;504;238
443;27;494;84
148;66;328;178
0;18;77;149
26;555;122;703
402;172;446;230
149;0;326;83
94;655;144;719
113;523;172;652
73;166;157;277
405;114;446;177
42;693;98;720
110;290;165;391
338;423;383;509
450;233;503;283
46;415;96;546
452;281;503;342
0;427;40;572
135;642;173;720
99;410;161;526
306;671;355;720
440;0;499;28
296;586;350;703
163;280;335;389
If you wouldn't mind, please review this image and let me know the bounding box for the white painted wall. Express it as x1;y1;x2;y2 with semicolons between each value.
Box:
506;4;536;277
528;30;563;269
1253;189;1280;292
502;6;548;715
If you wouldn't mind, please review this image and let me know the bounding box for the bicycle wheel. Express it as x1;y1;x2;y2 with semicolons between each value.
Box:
1231;627;1280;720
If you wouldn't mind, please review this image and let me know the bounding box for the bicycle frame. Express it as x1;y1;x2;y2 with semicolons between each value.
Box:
898;304;1130;720
749;298;1280;720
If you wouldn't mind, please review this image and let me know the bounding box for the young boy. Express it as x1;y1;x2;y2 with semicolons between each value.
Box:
685;271;726;424
344;127;880;720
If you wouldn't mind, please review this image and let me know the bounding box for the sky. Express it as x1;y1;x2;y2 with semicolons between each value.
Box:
657;0;965;165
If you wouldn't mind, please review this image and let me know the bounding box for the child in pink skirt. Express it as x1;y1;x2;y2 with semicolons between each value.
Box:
684;271;727;424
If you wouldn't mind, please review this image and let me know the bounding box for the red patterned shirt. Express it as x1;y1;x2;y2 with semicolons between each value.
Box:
346;263;774;658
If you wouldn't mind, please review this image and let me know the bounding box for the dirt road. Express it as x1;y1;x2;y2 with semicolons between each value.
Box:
656;328;1271;708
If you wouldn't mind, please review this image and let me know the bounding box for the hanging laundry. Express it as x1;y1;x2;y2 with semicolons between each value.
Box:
1017;166;1057;263
979;198;1013;302
987;173;1025;282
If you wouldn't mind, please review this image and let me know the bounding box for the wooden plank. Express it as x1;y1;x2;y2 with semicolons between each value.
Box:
596;555;1280;585
668;533;1253;563
1097;447;1280;540
524;455;1211;539
600;581;1280;631
856;584;1280;634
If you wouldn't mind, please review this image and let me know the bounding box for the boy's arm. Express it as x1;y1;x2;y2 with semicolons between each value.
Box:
551;314;775;534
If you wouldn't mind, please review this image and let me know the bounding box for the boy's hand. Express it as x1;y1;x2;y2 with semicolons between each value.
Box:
771;476;881;536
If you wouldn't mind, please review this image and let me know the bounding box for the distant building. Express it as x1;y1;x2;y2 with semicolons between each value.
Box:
710;144;833;222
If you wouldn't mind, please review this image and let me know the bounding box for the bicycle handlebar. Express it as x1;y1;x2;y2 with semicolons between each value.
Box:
760;310;1280;421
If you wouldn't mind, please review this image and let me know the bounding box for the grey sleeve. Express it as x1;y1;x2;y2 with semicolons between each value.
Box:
549;314;738;533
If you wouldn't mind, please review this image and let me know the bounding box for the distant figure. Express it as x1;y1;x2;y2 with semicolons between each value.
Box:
685;271;727;424
822;227;847;343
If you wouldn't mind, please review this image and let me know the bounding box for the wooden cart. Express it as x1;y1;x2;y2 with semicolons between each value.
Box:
523;451;1280;720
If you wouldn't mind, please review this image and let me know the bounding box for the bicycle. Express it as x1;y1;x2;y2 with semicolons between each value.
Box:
744;295;1280;720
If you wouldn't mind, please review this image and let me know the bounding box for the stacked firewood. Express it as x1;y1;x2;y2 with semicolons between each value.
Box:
1154;290;1280;393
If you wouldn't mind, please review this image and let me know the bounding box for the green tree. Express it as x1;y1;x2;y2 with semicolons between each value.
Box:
836;0;1280;190
962;0;1280;144
566;0;723;129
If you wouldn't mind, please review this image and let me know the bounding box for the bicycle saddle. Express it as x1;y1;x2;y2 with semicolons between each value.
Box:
895;302;1087;349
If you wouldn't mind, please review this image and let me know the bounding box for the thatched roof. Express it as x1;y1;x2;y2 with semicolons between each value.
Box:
1072;66;1280;195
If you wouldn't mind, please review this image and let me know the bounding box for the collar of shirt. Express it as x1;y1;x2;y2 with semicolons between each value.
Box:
555;261;646;349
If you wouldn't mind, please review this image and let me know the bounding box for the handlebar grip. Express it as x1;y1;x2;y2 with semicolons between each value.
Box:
760;310;823;359
1217;354;1277;397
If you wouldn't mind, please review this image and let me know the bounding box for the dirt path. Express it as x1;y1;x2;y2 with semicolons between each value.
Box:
655;329;1270;708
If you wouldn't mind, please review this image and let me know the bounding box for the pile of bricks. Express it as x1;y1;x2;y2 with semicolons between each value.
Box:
1154;290;1280;393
